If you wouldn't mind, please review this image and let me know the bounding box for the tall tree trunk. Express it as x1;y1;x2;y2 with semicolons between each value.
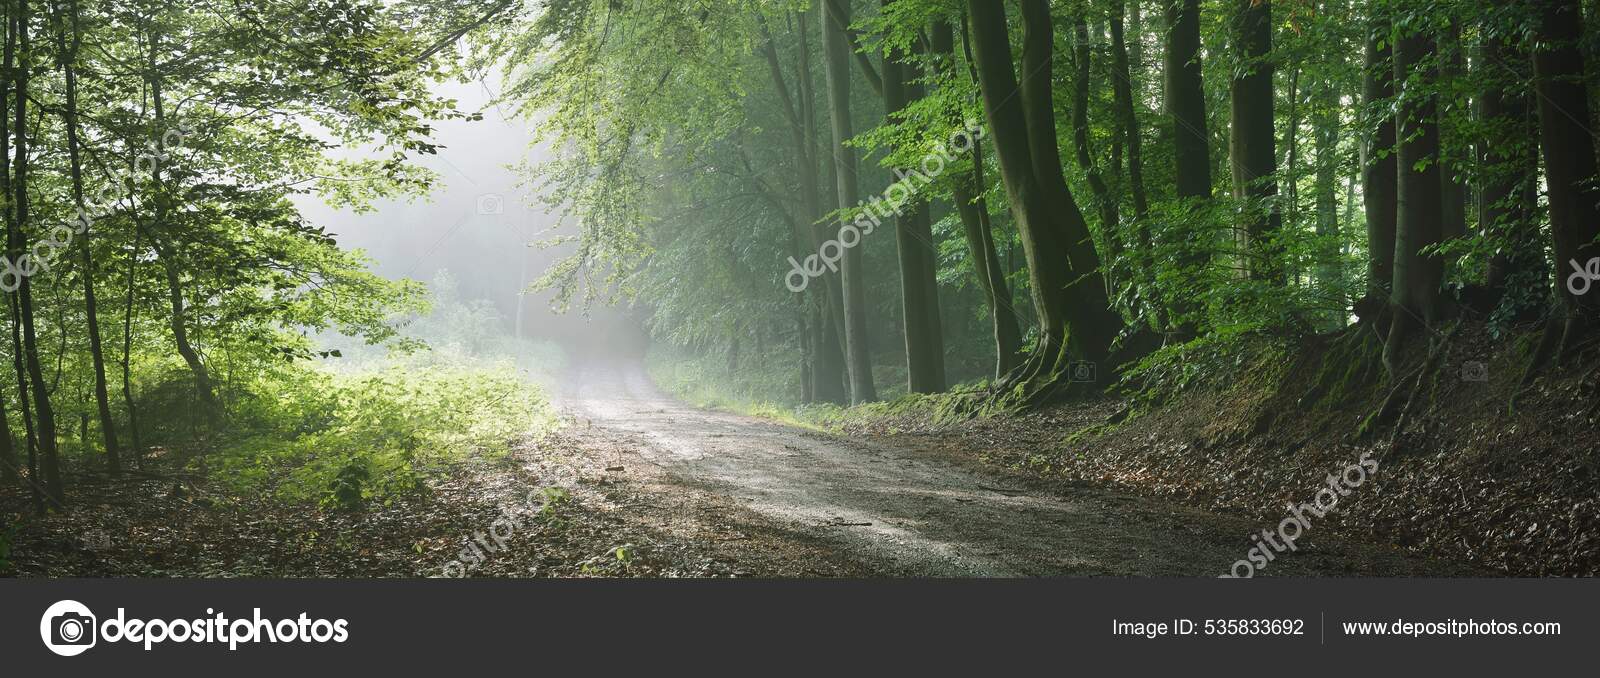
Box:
1284;66;1301;233
1071;20;1121;266
1127;0;1143;77
1533;0;1600;348
1017;0;1122;364
1165;0;1212;333
0;7;37;507
936;19;1023;379
950;150;1025;379
1360;16;1397;304
6;0;64;506
9;293;43;512
966;0;1121;397
821;0;876;404
147;36;220;421
883;0;944;394
1110;2;1150;220
1110;1;1161;327
1438;19;1469;275
0;2;20;494
0;386;16;485
1228;0;1282;283
59;0;121;474
797;8;848;405
121;234;144;465
1313;78;1342;325
760;10;848;404
1164;0;1212;183
1384;24;1446;372
1345;168;1358;283
796;312;813;403
1479;35;1541;296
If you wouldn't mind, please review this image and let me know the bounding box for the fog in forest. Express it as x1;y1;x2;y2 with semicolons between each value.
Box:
294;77;636;361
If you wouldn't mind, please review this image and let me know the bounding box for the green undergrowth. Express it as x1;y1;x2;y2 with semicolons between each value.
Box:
646;345;997;432
1118;328;1297;409
215;351;559;510
194;276;570;510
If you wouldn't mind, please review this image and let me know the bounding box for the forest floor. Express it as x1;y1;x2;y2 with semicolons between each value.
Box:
807;323;1600;577
0;423;871;578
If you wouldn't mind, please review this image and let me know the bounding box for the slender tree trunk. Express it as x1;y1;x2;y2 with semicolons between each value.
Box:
1438;19;1469;266
1479;35;1541;296
797;312;813;402
0;3;21;494
1384;24;1446;371
1166;0;1212;197
9;293;42;512
7;0;64;506
1127;0;1143;77
1071;20;1121;264
1345;168;1358;289
1360;16;1397;304
121;234;144;465
1533;0;1600;346
883;0;944;393
1313;78;1342;325
0;11;37;507
0;387;16;485
796;9;848;405
950;156;1025;379
1110;2;1150;221
821;0;876;404
59;0;121;474
1165;0;1212;333
1110;0;1158;325
936;20;1023;378
147;37;220;422
1284;66;1301;232
761;10;848;404
1229;0;1282;283
155;244;220;420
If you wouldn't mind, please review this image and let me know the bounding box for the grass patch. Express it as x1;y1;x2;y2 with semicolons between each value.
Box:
215;353;557;509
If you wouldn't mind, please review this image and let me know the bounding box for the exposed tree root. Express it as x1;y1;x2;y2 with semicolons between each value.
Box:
1517;309;1565;395
1360;323;1456;445
978;336;1108;415
1360;366;1422;439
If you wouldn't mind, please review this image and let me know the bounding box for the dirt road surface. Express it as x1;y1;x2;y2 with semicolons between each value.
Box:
557;360;1464;577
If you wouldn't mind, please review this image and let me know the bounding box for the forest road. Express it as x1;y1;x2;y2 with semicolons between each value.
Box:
556;359;1456;577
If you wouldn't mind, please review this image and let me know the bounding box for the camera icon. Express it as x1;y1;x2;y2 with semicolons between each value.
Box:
1461;361;1488;382
53;612;95;646
476;193;505;215
39;600;97;656
1068;360;1097;383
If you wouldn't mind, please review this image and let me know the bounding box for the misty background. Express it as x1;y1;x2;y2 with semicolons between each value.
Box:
292;77;638;360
